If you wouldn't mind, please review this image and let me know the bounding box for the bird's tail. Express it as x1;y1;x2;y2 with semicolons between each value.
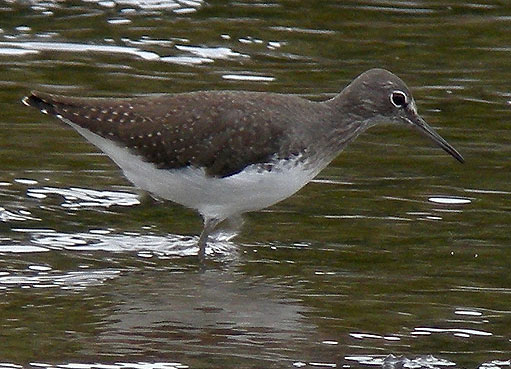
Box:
22;91;59;116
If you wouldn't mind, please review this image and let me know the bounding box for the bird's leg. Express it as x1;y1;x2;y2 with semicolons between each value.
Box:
224;214;245;234
197;217;221;263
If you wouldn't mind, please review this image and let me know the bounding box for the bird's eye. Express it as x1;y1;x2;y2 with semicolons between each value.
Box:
390;90;407;108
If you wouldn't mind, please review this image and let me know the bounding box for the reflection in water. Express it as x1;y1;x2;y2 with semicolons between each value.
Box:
100;268;317;364
1;0;511;367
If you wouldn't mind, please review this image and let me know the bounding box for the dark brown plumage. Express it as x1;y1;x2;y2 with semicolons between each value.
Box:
24;91;333;177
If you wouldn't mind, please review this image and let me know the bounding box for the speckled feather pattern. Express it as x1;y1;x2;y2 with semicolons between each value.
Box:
25;90;335;178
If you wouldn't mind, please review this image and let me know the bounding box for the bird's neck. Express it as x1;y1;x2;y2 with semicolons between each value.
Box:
318;95;373;158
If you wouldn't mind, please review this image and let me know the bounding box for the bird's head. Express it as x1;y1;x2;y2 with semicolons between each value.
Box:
340;68;464;163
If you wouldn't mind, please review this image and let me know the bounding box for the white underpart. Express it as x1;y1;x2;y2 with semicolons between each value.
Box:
65;121;321;222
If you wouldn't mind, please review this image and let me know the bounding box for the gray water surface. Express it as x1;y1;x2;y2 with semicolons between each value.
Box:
0;1;510;368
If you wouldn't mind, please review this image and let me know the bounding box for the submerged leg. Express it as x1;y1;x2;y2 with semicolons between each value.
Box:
197;217;221;263
224;214;245;234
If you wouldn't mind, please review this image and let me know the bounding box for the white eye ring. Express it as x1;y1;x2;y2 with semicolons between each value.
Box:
390;90;408;108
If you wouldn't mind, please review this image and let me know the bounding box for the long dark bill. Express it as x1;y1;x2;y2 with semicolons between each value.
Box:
406;115;464;164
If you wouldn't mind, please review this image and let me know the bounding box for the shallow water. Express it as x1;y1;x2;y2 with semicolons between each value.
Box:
1;0;510;368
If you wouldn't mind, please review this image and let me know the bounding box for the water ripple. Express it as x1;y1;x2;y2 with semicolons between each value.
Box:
27;186;140;208
0;207;40;222
18;229;238;259
412;327;493;337
0;268;120;290
0;39;250;66
345;354;456;368
25;362;189;369
0;41;160;61
174;44;248;59
222;74;275;82
26;0;203;13
428;196;472;205
479;360;511;369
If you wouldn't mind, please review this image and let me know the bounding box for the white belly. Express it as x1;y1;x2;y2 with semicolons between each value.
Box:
67;122;321;221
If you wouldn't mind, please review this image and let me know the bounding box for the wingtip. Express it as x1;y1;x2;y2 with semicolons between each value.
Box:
21;90;39;106
21;95;30;106
22;90;57;115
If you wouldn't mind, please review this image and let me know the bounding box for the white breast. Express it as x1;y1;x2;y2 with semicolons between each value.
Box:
66;121;323;222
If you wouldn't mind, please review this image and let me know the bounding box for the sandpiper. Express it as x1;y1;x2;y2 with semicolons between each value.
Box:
23;68;464;261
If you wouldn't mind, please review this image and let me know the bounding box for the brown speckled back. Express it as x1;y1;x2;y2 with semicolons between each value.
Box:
25;90;326;177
